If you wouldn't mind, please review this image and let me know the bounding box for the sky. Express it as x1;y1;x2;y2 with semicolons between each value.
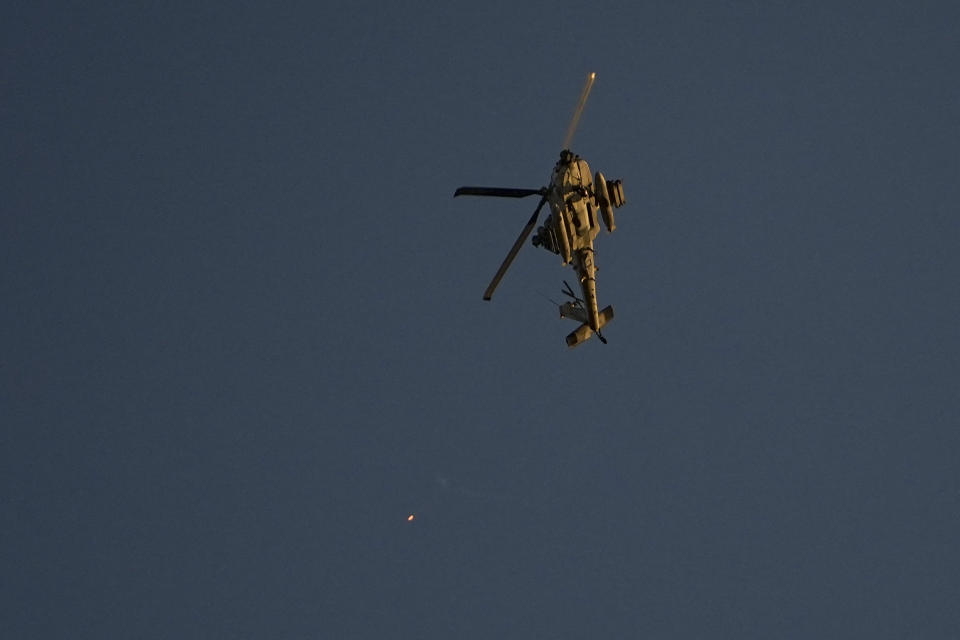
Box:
3;1;959;637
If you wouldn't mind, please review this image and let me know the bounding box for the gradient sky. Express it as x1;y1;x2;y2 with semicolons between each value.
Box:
4;2;959;637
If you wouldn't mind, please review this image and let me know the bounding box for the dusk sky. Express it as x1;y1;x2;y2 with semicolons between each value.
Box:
4;2;959;637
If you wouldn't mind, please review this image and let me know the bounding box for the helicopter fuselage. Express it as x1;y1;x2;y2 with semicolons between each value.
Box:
533;153;604;334
453;149;623;347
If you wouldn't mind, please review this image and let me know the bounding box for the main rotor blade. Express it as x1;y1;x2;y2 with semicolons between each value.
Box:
483;196;547;301
561;71;596;151
454;186;545;198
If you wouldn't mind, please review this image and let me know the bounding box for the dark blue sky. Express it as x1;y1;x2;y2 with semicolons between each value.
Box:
4;2;959;637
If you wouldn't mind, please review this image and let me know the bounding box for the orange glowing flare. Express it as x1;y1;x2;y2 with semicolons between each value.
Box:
407;514;415;522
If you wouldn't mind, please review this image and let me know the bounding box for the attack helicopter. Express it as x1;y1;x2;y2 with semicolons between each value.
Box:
454;72;626;347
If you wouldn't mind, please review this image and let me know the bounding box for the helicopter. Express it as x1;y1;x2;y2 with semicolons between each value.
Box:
454;72;626;347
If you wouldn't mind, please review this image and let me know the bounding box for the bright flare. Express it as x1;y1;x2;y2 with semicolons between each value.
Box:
407;514;415;522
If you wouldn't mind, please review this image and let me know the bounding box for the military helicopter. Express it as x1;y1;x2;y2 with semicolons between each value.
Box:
454;72;626;347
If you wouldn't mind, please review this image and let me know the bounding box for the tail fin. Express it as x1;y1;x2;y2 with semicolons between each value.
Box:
565;305;614;348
